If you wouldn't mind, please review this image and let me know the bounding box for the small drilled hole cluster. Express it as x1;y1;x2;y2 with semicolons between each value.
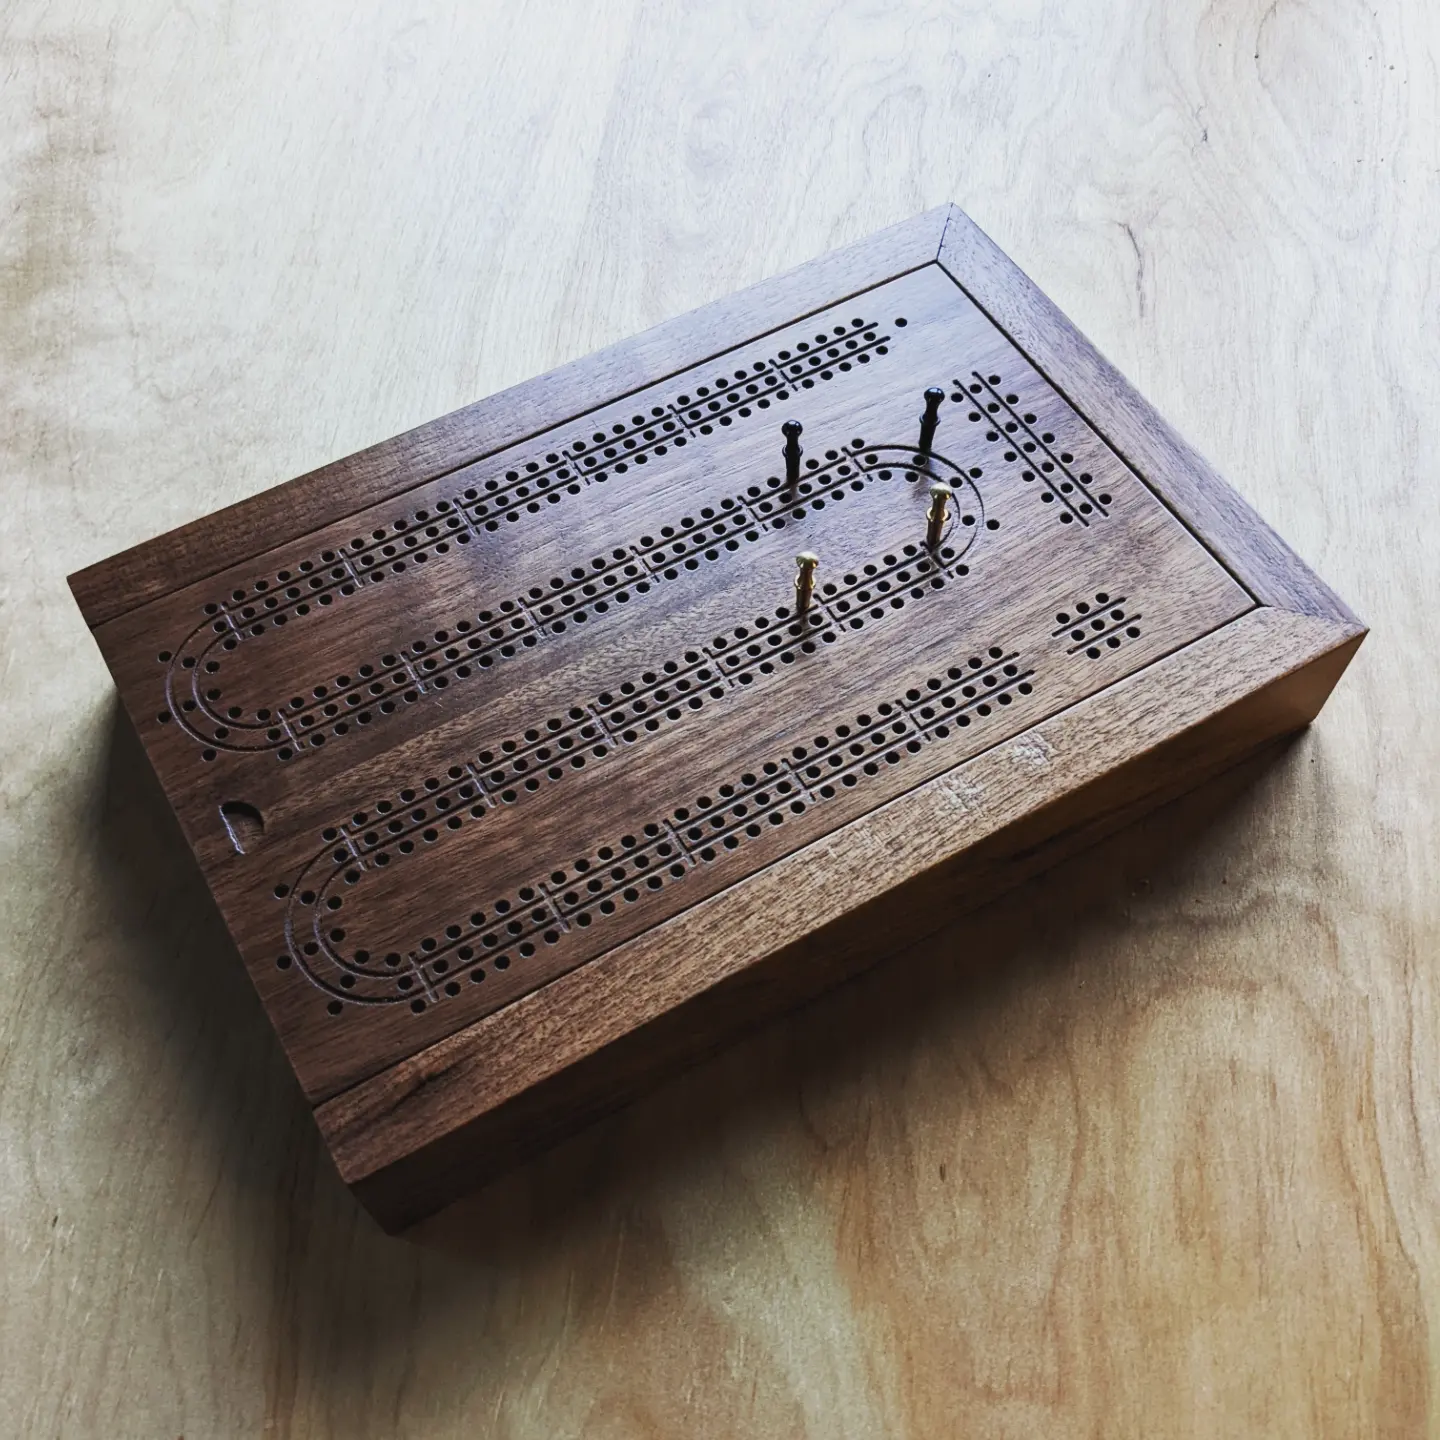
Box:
952;371;1112;526
820;542;963;622
1053;591;1142;658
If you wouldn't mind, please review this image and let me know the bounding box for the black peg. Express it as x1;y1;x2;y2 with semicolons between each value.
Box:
782;419;803;486
918;387;945;454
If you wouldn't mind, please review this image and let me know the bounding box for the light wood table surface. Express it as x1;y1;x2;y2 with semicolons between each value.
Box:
2;2;1436;1435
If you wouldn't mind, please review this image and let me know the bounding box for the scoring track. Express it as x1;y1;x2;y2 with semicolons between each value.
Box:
162;440;984;761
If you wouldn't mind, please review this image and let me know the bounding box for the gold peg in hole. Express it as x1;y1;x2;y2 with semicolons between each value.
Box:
926;482;953;549
794;551;819;612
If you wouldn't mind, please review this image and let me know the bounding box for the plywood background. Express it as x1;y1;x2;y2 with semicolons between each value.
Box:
1;2;1436;1435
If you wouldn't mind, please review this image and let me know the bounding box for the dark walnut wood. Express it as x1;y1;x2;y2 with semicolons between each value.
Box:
69;206;1365;1233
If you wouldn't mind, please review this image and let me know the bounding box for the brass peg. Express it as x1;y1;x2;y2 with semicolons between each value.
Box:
794;551;819;612
782;419;804;486
926;482;953;549
918;386;945;454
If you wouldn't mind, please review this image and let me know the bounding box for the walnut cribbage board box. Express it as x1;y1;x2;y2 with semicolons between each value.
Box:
70;206;1364;1233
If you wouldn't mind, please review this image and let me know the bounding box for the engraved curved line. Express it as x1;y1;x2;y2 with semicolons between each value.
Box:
171;442;981;759
281;645;1034;1009
159;318;896;717
960;371;1110;525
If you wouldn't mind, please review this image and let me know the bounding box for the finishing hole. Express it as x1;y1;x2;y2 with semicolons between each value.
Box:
219;800;264;854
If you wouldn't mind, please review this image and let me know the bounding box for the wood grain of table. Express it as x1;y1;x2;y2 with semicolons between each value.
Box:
1;2;1435;1435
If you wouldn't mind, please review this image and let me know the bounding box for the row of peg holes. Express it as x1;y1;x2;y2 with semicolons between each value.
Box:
158;318;905;688
281;637;1025;1018
168;426;949;761
394;648;1024;1014
272;570;972;1000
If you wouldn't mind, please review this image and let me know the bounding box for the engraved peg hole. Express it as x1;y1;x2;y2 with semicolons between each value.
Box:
219;801;264;854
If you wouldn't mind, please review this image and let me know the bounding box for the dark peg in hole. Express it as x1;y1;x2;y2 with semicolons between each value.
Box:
918;386;945;454
782;419;803;486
